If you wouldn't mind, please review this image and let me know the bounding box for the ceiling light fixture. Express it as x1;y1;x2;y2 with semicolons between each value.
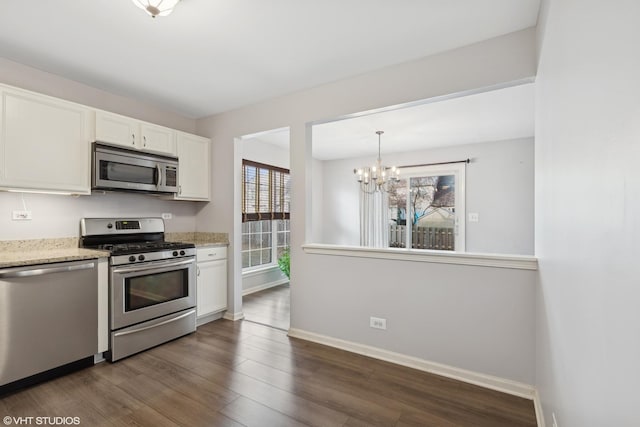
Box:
354;131;399;193
132;0;181;18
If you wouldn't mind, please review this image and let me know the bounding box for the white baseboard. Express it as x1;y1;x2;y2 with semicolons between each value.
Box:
533;389;545;427
242;278;289;296
223;311;245;321
197;311;225;327
288;328;536;401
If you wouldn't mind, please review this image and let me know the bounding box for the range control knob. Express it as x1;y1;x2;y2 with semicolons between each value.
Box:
128;256;136;262
179;250;185;256
172;251;179;257
138;255;145;261
107;223;113;229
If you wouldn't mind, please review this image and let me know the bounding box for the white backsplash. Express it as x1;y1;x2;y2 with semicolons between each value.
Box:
0;191;199;240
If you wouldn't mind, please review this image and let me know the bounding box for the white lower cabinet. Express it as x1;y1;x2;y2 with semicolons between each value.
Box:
196;247;227;322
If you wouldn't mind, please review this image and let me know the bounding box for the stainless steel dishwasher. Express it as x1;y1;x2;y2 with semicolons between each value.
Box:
0;260;98;387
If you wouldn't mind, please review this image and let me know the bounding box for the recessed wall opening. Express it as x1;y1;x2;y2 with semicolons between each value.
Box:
237;127;291;330
310;82;535;256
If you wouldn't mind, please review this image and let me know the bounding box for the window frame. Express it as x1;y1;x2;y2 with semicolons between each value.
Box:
241;158;291;272
393;163;466;252
241;219;290;272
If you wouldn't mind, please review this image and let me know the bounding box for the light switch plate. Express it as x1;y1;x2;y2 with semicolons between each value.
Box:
161;213;172;220
468;213;479;222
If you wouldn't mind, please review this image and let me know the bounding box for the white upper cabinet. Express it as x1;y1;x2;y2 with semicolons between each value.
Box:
95;111;175;156
0;85;92;194
0;83;208;199
94;111;138;149
175;132;211;201
140;122;175;155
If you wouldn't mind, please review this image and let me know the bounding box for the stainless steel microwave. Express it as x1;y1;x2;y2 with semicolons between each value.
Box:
92;143;179;194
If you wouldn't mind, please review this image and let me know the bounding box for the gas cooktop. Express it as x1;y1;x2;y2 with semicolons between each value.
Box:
92;241;195;256
79;217;196;265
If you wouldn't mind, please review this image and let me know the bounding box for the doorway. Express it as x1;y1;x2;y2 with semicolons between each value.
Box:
238;128;291;330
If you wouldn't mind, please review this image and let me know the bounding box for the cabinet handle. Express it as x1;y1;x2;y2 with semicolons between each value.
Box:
197;266;200;276
132;133;135;146
179;185;182;195
143;136;147;147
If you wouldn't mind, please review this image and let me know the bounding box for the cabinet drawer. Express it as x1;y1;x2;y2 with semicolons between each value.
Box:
197;246;227;261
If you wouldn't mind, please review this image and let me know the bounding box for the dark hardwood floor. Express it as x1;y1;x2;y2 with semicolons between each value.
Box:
243;283;290;330
0;320;537;426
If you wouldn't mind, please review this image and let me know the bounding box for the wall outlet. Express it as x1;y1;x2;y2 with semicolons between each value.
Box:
12;210;32;220
552;412;559;427
161;213;173;220
468;212;479;222
370;317;387;330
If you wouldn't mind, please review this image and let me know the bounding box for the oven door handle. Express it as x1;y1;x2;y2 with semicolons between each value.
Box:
112;258;194;274
113;309;196;337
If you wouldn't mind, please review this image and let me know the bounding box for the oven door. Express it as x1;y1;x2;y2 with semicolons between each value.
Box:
110;257;196;330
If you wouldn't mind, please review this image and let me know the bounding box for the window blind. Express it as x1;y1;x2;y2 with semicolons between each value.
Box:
242;160;290;222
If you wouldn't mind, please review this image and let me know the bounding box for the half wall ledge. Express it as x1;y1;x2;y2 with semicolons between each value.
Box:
301;244;538;270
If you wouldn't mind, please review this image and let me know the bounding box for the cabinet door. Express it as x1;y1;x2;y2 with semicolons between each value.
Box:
141;122;175;155
0;87;91;194
197;259;227;317
175;132;210;201
95;111;139;149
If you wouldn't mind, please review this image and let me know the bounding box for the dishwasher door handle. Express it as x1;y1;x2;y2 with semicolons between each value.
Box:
0;262;96;279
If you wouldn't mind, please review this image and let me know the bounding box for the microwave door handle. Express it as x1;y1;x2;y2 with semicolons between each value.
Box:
155;164;162;188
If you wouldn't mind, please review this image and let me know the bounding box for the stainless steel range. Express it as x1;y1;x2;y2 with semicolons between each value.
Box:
80;217;196;361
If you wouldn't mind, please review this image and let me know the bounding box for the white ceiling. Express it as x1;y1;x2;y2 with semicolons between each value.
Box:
253;83;535;160
0;0;540;118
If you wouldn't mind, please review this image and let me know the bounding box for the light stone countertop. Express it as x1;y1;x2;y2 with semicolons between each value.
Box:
166;232;229;248
0;232;228;269
0;238;110;269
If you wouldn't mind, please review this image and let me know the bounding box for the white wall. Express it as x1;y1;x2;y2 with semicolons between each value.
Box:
0;192;198;240
321;138;534;255
311;158;324;242
0;58;202;241
197;28;537;384
242;137;290;169
535;1;640;425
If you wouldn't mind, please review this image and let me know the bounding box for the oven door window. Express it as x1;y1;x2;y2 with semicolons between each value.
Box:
100;160;158;185
124;269;189;311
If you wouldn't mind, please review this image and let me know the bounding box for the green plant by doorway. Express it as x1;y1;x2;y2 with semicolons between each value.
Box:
277;248;290;279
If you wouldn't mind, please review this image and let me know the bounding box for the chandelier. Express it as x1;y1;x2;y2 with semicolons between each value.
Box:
132;0;181;18
354;131;399;193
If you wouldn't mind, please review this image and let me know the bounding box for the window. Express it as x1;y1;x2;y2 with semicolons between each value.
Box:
241;160;291;269
388;164;465;251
